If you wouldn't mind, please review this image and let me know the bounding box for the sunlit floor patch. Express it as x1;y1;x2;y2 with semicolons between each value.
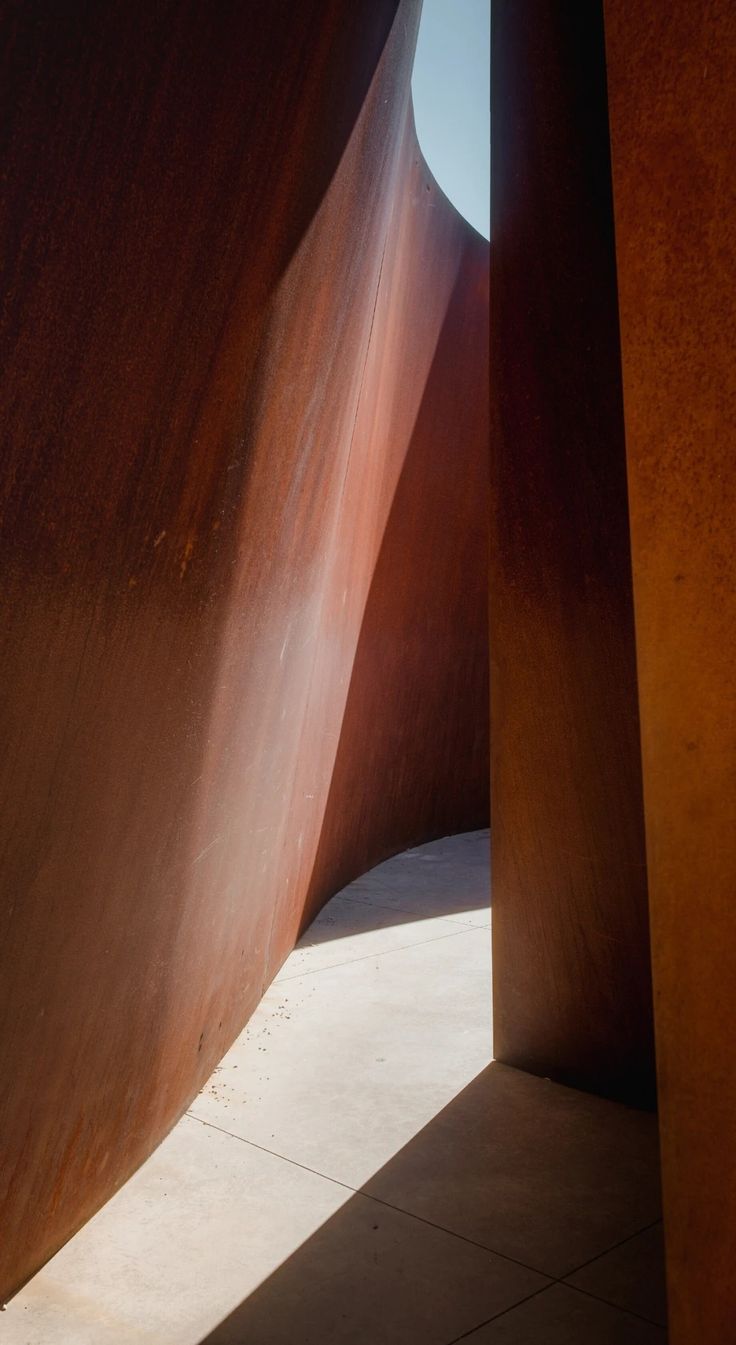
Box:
274;828;491;982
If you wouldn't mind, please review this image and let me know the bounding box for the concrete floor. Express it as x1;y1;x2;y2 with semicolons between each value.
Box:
5;831;667;1343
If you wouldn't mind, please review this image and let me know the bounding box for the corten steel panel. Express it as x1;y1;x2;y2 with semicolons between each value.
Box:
0;0;489;1299
490;1;655;1104
605;2;736;1337
303;229;490;933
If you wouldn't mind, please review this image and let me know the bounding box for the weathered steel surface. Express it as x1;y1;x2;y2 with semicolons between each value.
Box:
0;0;489;1298
303;214;489;934
490;1;655;1105
605;2;736;1337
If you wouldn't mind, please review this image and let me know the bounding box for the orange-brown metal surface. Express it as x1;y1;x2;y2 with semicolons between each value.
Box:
605;2;736;1337
0;0;489;1298
489;1;655;1105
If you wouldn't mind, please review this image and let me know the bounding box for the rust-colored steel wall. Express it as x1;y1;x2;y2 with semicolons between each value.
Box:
0;0;489;1298
489;1;655;1104
305;227;489;928
605;2;736;1337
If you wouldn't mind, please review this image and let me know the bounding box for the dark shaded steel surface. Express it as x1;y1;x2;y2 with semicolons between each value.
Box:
490;1;655;1105
0;0;489;1297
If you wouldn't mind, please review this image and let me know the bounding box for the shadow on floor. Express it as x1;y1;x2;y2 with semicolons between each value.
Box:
293;830;491;948
196;1063;665;1345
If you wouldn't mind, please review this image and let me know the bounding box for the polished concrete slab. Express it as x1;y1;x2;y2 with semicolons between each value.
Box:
364;1061;661;1279
457;1284;665;1344
4;831;665;1343
342;830;491;927
190;919;492;1188
565;1222;667;1327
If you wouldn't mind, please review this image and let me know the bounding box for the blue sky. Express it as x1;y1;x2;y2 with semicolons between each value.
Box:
411;0;490;239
